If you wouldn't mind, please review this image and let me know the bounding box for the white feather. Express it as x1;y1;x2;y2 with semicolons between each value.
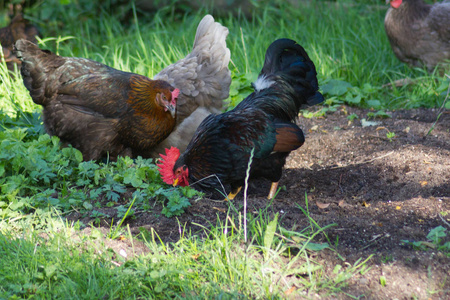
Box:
253;75;275;92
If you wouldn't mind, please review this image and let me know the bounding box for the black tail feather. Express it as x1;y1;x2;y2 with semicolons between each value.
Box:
259;38;324;108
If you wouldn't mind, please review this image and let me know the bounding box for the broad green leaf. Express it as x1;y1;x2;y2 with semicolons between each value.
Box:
321;80;352;96
83;201;93;210
427;226;447;244
305;242;330;251
44;265;58;278
365;99;381;109
346;93;362;104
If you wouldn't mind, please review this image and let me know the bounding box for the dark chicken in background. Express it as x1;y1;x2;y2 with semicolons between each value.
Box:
14;15;230;161
158;38;324;200
0;14;39;72
384;0;450;72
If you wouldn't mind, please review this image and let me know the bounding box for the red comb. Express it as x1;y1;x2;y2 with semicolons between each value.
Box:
157;147;181;184
390;0;402;8
171;88;180;106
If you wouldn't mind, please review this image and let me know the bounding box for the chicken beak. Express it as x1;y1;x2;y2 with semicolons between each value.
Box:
173;178;179;187
166;103;176;118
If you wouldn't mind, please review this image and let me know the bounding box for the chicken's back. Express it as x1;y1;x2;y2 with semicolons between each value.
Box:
15;39;117;107
155;15;231;119
15;39;131;160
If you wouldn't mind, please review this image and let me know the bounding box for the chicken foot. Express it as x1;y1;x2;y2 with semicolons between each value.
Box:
225;186;242;201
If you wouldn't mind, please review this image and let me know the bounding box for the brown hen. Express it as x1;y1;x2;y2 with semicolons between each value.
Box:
15;39;179;161
14;14;230;161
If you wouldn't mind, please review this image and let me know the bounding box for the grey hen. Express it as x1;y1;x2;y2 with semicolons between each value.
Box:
149;14;231;157
384;0;450;72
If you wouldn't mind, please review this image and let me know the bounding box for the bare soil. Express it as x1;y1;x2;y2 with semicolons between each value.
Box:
68;105;450;299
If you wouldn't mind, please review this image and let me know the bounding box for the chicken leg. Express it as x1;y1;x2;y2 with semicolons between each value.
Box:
267;182;279;199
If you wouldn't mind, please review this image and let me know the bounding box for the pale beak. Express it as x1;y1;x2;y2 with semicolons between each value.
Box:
173;178;179;187
166;103;176;118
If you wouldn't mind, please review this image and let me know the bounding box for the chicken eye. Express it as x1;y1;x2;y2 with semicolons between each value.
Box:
155;93;168;108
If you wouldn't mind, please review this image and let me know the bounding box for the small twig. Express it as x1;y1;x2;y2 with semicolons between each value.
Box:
110;260;121;267
190;174;227;199
359;234;387;251
273;232;298;244
439;213;450;229
326;151;395;170
382;77;416;88
338;173;344;193
7;216;25;223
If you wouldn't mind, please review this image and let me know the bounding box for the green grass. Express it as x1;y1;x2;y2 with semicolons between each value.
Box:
2;1;447;114
0;206;371;299
0;0;448;298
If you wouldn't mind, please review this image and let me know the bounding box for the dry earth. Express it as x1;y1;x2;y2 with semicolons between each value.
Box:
69;105;450;299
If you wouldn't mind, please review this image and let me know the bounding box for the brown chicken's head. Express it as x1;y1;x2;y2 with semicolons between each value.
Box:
155;84;179;119
157;146;189;187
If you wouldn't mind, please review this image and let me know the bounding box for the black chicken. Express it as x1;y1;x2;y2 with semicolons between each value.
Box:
158;38;324;199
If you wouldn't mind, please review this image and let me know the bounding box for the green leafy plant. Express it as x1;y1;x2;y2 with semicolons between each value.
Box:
347;113;359;122
380;275;387;287
386;131;396;141
0;120;201;219
320;80;382;109
366;110;392;119
226;71;257;110
154;187;201;217
401;226;450;255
